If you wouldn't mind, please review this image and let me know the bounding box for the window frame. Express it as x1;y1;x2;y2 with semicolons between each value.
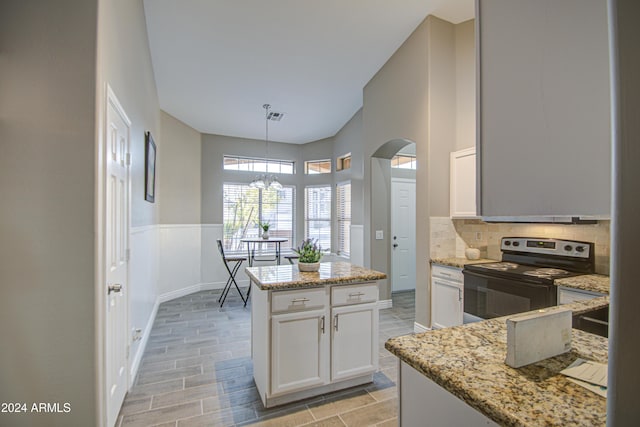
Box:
335;181;351;257
336;153;351;171
391;154;416;170
304;185;332;252
304;159;332;175
223;155;295;175
222;182;296;253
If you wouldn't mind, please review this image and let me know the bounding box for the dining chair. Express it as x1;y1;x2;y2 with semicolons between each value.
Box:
216;240;249;307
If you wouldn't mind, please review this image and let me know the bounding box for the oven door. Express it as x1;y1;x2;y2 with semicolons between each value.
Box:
462;270;557;320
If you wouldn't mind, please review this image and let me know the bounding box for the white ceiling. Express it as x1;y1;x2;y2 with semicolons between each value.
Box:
144;0;474;144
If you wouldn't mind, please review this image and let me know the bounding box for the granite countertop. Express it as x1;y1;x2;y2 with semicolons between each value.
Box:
430;257;497;268
385;297;610;427
245;261;386;291
555;274;610;295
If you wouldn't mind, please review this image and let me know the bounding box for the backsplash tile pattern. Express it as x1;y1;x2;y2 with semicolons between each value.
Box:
430;217;610;275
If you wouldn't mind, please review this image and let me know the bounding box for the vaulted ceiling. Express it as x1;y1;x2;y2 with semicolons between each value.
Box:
144;0;474;144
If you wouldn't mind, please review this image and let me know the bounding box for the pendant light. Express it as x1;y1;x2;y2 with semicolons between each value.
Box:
250;104;283;190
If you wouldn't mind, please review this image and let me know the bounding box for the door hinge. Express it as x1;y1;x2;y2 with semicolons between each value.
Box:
126;345;130;359
126;152;131;166
126;248;130;262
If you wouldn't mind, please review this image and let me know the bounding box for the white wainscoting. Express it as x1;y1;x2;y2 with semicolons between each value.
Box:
129;225;160;381
158;225;203;296
350;224;364;266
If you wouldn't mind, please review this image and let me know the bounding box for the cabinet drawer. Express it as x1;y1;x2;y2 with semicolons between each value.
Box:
332;283;378;306
431;265;463;283
272;288;326;313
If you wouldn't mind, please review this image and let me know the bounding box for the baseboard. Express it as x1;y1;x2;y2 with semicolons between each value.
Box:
129;298;159;385
414;322;430;333
378;299;393;309
157;280;251;304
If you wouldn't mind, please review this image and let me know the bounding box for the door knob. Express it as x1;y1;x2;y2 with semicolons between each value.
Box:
108;284;123;294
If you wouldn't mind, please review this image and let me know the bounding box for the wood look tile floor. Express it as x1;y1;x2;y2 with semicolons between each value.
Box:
117;289;415;427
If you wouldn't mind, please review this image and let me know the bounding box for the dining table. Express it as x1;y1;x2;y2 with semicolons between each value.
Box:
240;237;288;266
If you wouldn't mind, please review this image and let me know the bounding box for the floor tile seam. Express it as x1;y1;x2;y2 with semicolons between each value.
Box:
333;395;396;419
135;365;204;387
374;415;397;426
148;384;223;411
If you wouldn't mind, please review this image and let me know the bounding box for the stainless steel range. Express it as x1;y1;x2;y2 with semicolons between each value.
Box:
462;237;595;322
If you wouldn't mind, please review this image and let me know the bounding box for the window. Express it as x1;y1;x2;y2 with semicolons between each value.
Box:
305;159;331;174
223;156;294;174
391;154;416;170
337;154;351;171
336;182;351;257
305;186;331;251
223;183;295;252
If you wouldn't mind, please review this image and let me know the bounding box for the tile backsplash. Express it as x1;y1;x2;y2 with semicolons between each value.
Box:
430;217;610;275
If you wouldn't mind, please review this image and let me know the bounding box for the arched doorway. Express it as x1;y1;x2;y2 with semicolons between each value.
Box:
370;139;417;294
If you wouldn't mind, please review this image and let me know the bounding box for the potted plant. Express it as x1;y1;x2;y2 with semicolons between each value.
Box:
258;221;271;239
294;238;323;272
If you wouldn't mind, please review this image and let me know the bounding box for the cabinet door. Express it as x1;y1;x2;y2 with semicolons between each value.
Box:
450;147;477;218
271;309;328;395
431;278;463;329
331;302;378;381
477;0;610;217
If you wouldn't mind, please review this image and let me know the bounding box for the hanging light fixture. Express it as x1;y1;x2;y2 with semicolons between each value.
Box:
250;104;283;190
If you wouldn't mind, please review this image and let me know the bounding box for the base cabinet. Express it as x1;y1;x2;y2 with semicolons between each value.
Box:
252;282;379;407
271;309;328;395
400;361;498;427
331;302;378;381
431;265;464;329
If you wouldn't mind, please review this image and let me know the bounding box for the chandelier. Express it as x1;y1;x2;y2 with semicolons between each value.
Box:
249;104;283;190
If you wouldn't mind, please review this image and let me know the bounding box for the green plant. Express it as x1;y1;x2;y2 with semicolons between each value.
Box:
258;221;271;232
294;238;323;263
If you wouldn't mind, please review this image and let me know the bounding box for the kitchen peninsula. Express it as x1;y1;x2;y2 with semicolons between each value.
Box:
386;297;609;427
246;261;386;408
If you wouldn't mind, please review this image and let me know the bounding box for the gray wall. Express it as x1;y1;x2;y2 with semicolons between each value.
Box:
159;112;202;224
363;17;430;305
0;1;98;426
608;0;640;423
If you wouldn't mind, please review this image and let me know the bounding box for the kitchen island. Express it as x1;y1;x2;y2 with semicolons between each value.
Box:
386;297;609;426
246;261;386;408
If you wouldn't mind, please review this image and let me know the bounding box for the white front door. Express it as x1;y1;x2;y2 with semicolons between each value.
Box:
105;89;131;427
391;179;416;292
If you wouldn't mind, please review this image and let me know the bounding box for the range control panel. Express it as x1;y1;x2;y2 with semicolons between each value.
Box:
501;238;591;259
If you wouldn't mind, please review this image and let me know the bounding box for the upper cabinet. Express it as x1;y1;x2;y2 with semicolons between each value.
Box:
450;147;477;218
477;0;611;218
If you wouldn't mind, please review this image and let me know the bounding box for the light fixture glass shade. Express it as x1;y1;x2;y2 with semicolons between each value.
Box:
270;178;283;190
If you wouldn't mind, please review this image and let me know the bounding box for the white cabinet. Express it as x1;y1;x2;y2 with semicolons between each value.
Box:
400;361;498;427
331;302;378;381
431;265;463;329
252;283;379;407
271;309;328;395
450;147;477;218
477;0;610;218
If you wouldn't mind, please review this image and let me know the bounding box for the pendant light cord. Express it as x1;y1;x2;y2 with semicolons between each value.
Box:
263;104;270;160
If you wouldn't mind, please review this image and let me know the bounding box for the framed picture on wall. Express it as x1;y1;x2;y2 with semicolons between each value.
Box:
145;131;156;203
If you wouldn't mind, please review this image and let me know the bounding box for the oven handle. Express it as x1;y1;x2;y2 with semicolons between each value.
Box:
462;269;557;288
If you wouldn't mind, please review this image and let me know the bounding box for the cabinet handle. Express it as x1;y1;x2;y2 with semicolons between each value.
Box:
320;315;325;334
348;292;365;298
291;297;310;304
334;314;339;331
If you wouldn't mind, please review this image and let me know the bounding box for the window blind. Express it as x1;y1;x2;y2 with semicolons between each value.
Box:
336;182;351;257
223;183;295;253
304;186;331;251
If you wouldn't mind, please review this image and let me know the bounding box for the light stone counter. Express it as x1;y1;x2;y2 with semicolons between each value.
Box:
430;257;497;268
245;261;386;291
386;297;610;427
555;274;610;295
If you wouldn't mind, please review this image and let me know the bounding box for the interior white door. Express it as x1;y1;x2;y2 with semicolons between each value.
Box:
105;90;131;427
391;179;416;292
